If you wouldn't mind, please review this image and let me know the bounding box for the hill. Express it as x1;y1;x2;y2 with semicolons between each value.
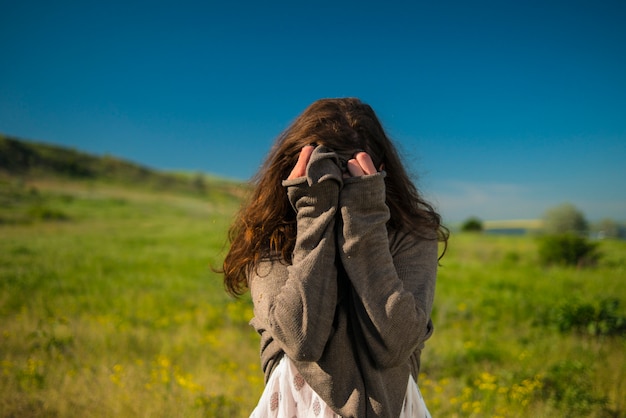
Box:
0;134;249;225
0;134;246;198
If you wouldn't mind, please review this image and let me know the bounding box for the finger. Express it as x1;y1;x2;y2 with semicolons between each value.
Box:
355;152;377;175
287;145;314;180
346;159;365;177
300;145;315;162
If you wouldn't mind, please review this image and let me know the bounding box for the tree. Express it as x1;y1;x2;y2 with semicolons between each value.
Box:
461;216;483;232
542;203;588;235
592;218;623;239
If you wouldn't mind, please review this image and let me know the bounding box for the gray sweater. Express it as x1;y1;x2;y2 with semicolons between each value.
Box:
249;148;438;417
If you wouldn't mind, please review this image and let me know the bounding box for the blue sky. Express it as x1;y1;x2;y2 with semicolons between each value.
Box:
1;0;625;222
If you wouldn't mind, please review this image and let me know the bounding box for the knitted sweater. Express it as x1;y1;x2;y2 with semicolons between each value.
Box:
249;147;438;417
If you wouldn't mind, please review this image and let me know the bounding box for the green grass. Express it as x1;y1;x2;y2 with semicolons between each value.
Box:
424;234;626;417
1;177;625;417
0;177;261;417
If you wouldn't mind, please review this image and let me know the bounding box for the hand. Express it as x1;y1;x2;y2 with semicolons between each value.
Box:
287;145;315;180
345;152;378;177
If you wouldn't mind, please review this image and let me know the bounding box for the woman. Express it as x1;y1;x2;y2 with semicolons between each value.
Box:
222;98;447;417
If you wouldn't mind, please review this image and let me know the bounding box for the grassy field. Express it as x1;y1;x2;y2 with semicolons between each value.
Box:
1;175;625;417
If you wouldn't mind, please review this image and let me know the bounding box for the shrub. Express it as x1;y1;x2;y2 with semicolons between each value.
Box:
27;205;69;221
537;234;600;267
461;217;483;232
548;298;626;336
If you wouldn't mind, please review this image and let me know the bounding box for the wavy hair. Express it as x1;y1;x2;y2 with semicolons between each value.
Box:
222;98;448;296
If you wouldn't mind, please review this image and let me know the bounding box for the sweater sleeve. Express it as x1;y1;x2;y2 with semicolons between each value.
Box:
337;172;438;369
249;148;343;363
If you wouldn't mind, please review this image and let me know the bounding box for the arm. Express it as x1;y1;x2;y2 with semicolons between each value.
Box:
250;146;342;362
338;172;438;368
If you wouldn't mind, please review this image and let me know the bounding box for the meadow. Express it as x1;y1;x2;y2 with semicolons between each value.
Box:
1;175;625;417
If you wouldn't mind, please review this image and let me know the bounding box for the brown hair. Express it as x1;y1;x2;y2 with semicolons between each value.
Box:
222;98;448;296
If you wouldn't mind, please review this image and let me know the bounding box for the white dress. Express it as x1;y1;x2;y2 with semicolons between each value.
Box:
250;356;432;418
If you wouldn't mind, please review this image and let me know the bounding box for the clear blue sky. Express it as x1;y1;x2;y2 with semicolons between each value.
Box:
1;0;625;222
